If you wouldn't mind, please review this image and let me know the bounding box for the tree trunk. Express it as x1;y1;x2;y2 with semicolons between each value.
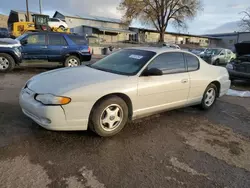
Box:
159;29;165;42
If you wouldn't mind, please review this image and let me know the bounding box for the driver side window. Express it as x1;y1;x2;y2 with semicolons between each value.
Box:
26;34;46;45
148;52;186;74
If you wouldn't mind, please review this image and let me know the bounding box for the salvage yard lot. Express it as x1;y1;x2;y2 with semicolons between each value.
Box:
0;63;250;188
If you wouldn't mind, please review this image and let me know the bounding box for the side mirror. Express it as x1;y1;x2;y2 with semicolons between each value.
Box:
143;68;163;76
21;39;28;45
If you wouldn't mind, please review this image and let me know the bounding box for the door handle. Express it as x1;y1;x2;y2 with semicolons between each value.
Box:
181;79;188;83
63;46;68;49
41;46;48;49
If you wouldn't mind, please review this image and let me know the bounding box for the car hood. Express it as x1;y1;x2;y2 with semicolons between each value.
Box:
0;38;20;47
235;42;250;57
27;66;126;95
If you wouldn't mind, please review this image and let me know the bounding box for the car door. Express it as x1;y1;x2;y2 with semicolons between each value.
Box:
136;52;190;115
21;33;47;60
218;49;226;64
184;53;207;104
47;34;68;62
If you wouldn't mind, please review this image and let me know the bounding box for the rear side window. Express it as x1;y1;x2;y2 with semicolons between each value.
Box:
185;53;199;71
68;35;87;45
48;34;67;45
49;18;59;22
148;52;186;74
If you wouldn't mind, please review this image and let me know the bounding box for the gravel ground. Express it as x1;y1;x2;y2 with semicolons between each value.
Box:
0;63;250;188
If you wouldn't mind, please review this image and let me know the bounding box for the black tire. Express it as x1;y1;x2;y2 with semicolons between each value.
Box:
59;25;65;30
214;59;219;65
64;56;80;67
90;96;129;137
0;53;15;73
200;83;218;110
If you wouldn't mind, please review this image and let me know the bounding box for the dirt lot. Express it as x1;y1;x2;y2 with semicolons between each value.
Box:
0;64;250;188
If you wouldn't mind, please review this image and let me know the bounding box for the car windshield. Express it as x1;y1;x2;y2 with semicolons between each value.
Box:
205;49;221;55
16;33;28;41
90;49;156;76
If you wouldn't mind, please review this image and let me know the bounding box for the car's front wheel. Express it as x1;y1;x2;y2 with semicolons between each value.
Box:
90;96;128;137
64;56;80;67
200;84;218;110
0;53;15;73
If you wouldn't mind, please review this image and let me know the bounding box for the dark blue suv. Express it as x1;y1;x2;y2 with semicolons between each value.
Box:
16;32;91;67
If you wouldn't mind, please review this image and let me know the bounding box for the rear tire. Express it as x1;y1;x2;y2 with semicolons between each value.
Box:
200;84;218;110
90;96;128;137
0;53;15;73
64;56;80;67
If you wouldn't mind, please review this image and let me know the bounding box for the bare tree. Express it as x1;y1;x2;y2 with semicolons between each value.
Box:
118;0;203;42
240;8;250;31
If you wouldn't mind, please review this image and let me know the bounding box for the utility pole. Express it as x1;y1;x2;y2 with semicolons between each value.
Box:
26;0;30;21
39;0;42;14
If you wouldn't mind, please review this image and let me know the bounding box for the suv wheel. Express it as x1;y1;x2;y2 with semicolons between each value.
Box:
90;96;129;137
0;53;15;73
65;56;80;67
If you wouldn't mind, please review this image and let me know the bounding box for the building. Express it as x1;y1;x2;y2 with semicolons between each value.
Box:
204;32;250;50
53;11;135;43
129;27;220;47
7;10;39;29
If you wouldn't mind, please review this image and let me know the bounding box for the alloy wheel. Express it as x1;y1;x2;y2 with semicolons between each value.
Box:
205;88;216;107
68;58;79;67
0;57;10;70
100;104;123;132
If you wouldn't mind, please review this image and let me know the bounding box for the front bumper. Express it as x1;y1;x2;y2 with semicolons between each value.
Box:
227;69;250;80
19;88;88;131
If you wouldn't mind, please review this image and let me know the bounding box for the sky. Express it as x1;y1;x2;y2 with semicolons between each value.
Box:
0;0;249;34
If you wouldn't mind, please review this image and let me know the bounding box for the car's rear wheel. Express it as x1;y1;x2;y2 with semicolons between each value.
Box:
200;84;217;110
0;53;15;73
64;56;80;67
90;96;128;137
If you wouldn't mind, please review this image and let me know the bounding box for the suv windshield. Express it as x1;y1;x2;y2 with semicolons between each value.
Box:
90;49;156;75
205;49;221;55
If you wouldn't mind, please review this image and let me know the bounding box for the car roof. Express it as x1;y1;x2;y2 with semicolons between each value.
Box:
125;47;186;54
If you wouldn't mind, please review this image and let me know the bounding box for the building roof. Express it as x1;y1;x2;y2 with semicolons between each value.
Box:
53;11;122;24
82;25;136;34
204;32;250;37
130;27;221;40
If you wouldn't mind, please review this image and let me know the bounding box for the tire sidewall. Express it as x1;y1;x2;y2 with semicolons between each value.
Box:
0;53;15;73
201;84;218;110
65;56;80;67
90;96;128;137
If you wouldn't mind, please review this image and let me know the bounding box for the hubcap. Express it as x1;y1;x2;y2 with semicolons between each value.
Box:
205;88;216;107
100;104;123;132
0;57;10;70
68;58;79;67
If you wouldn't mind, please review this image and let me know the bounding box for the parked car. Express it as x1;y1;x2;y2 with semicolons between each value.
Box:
226;42;250;81
19;47;231;137
0;38;22;72
16;32;91;66
190;48;207;56
200;48;235;65
162;43;181;49
48;18;68;29
0;27;10;38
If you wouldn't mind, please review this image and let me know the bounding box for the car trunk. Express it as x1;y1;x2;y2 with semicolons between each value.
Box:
233;43;250;73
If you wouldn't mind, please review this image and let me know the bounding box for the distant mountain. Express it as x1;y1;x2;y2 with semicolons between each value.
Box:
0;14;8;28
205;21;243;34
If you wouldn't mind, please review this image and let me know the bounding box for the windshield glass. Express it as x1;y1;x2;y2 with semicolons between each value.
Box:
90;49;156;75
205;49;221;55
16;33;28;41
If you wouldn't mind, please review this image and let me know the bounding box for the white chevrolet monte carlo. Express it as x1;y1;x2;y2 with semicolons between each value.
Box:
19;47;231;137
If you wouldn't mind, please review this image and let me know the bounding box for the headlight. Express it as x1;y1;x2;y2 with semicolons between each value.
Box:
14;47;21;57
226;64;234;70
35;94;71;105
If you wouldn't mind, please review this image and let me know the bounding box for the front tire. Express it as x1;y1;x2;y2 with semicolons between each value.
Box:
200;84;218;110
214;59;219;65
0;53;15;73
90;96;128;137
64;56;80;67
